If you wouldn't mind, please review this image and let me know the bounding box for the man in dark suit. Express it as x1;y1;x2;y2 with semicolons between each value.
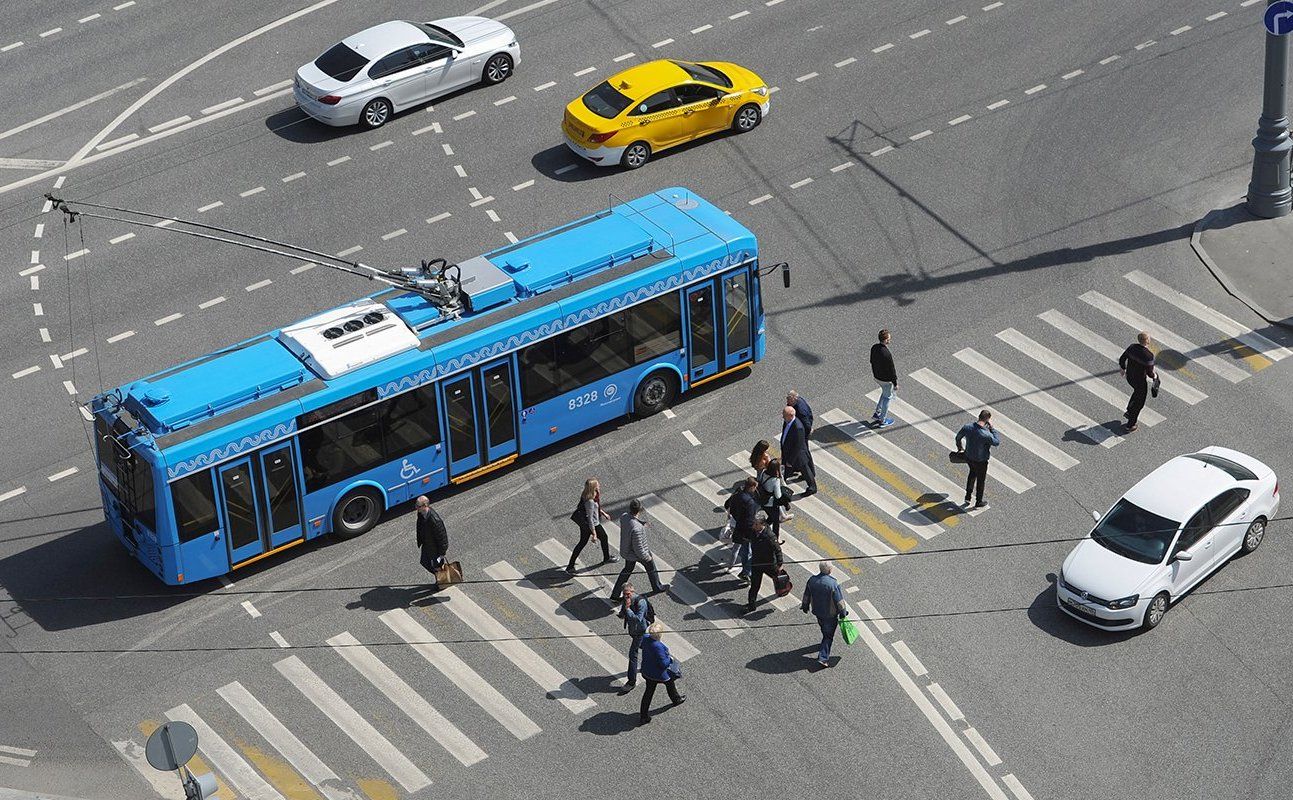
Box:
779;405;817;495
785;390;815;480
415;495;449;591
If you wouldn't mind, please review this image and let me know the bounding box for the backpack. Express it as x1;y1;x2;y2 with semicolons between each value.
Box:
569;500;589;527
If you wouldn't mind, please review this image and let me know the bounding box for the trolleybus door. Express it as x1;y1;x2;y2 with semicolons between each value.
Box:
258;444;303;548
685;282;719;382
479;359;518;463
442;373;482;477
217;457;268;565
720;269;753;367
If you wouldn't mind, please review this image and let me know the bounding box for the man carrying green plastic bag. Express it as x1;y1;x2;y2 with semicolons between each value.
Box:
801;560;851;668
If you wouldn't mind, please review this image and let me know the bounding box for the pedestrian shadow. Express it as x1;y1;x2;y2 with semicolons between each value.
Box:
746;644;820;674
344;585;442;612
577;709;643;735
1061;422;1125;446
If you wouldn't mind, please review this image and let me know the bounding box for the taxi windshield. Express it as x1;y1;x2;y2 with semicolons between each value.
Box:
582;82;633;118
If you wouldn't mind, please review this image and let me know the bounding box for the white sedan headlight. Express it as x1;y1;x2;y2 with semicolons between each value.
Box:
1108;594;1139;609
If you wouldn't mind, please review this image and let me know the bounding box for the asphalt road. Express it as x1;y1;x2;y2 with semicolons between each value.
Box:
2;1;1292;799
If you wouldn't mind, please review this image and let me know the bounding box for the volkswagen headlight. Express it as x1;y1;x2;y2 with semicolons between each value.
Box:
1108;594;1139;609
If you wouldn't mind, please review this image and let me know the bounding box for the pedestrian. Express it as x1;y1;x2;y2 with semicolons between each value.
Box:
749;439;771;472
725;476;761;583
757;457;794;540
415;495;449;591
638;621;685;724
801;561;849;668
870;329;898;428
746;511;784;613
779;405;817;495
1119;331;1158;433
955;410;1001;510
617;583;653;694
785;390;815;479
565;478;619;573
610;498;668;601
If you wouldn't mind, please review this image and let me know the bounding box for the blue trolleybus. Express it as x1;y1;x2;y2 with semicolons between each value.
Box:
91;188;771;584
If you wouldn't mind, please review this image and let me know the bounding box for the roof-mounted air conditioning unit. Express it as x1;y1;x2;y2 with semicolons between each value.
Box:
277;299;419;380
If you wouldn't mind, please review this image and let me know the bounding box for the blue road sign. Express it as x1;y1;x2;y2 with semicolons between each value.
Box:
1266;1;1293;36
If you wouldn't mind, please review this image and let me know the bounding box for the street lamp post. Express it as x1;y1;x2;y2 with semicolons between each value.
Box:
1248;0;1293;218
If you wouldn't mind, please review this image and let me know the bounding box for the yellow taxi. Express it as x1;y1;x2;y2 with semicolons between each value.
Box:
562;59;769;169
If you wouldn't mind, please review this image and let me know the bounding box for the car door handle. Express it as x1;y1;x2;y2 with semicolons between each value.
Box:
639;120;649;125
683;109;694;116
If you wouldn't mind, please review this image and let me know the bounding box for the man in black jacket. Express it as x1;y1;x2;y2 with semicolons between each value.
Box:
870;329;898;428
1118;331;1158;433
785;390;815;481
746;512;783;613
415;495;449;590
780;405;817;495
726;477;761;584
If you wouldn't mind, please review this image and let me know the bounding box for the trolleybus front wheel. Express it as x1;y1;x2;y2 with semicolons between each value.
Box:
333;487;383;538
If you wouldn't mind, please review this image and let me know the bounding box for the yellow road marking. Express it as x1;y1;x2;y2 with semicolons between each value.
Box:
820;489;918;551
140;720;234;800
831;438;959;527
357;778;400;800
1223;338;1272;371
235;740;321;800
493;595;522;623
790;519;863;575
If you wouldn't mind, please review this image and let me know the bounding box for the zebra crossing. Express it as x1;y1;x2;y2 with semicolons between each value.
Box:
110;271;1289;799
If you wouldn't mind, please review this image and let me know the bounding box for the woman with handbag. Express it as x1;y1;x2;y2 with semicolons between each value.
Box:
639;621;685;724
566;478;618;574
757;458;794;539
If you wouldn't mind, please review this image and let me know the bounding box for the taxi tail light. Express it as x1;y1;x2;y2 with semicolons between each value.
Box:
588;131;617;144
318;95;342;106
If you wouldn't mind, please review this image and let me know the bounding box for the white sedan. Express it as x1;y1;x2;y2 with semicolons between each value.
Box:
1058;447;1278;632
294;17;519;129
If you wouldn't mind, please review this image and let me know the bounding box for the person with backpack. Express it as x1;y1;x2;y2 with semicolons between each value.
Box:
565;478;618;574
757;457;794;539
725;477;761;584
617;583;654;694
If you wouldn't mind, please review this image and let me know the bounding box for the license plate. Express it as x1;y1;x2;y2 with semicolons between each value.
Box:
1063;595;1091;613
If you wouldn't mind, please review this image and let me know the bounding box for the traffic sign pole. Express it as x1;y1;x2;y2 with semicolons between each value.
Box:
1248;0;1293;218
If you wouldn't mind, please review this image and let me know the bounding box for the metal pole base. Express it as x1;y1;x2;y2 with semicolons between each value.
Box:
1248;115;1293;218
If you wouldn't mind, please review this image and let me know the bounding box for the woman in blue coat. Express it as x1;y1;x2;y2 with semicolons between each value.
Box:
639;622;686;724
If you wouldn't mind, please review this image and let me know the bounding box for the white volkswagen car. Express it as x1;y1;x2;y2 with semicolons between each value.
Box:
1058;447;1278;632
294;17;519;129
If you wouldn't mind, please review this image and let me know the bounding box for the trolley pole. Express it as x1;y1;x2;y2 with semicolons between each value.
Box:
1247;0;1293;218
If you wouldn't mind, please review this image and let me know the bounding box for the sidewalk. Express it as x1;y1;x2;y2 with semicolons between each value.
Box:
1192;201;1293;329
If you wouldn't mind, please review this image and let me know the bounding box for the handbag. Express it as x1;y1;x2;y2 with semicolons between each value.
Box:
1151;375;1161;398
949;450;968;464
773;568;794;598
778;484;796;508
839;617;859;646
667;656;683;680
435;560;464;586
719;514;736;542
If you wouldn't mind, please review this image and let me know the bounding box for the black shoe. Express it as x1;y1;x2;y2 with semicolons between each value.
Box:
564;565;576;575
652;584;670;594
802;488;818;497
974;501;989;509
672;694;687;707
745;604;757;615
618;682;637;695
639;715;651;725
609;596;623;604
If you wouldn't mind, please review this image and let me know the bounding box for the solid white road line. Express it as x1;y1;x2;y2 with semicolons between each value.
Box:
996;328;1164;426
868;391;1035;493
167;703;288;800
441;586;597;712
328;632;487;765
807;443;945;538
482;563;627;678
381;606;543;738
1123;270;1290;360
644;490;795;611
908;368;1080;469
891;640;928;676
953;348;1118;447
275;655;432;792
1039;309;1206;404
858;599;892;634
1080;291;1249;382
217;681;340;786
0;79;147;143
534;539;701;660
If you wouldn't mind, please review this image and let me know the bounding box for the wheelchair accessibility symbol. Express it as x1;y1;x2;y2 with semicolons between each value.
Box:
400;459;421;481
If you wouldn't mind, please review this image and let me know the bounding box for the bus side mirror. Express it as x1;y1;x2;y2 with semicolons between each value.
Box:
779;262;791;288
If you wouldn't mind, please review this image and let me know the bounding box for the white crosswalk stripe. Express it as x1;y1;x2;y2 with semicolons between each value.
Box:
1039;309;1206;404
533;539;701;660
806;441;946;538
166;703;287;800
730;453;899;561
1080;290;1249;382
996;328;1165;426
216;681;342;787
481;562;629;679
954;347;1119;447
380;607;543;739
440;586;597;712
274;655;432;792
867;390;1035;493
644;489;797;612
684;472;849;581
819;409;987;516
327;632;488;766
909;368;1079;470
1123;270;1291;361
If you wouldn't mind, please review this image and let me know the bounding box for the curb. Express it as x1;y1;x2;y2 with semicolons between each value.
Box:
1190;203;1293;331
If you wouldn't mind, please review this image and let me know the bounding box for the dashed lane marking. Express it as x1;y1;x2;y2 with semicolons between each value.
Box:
199;296;226;309
62;381;77;399
766;0;784;5
241;600;262;618
469;195;495;207
201;97;244;115
48;353;61;368
1099;54;1121;65
281;171;306;182
33;222;43;238
661;408;676;419
21;265;43;276
114;1;137;9
790;177;813;189
154;219;175;228
11;367;39;379
486;209;500;222
426;212;451;224
1024;84;1046;94
454;164;468;177
909;29;930;39
197;201;223;212
38;328;50;342
47;467;78;482
796;72;818;82
909;130;932;141
245;279;272;291
946;14;967;24
412;123;437;135
533;80;557;91
681;429;701;446
30;250;39;264
1135;40;1156;50
730;10;750;19
987;99;1010;109
982;1;1003;9
29;275;38;290
33;302;43;316
61;347;87;360
891;640;928;676
512;179;534;190
254;79;291;96
1062;69;1084;80
1;42;23;52
949;114;972;125
64;248;88;260
927;682;966;721
613;52;635;62
963;728;1003;767
0;487;27;503
326;155;351;165
290;262;315;274
269;631;290;648
1170;25;1191;36
574;66;596;76
369;140;393;150
749;194;772;205
154;312;183;326
870;145;894;156
40;28;63;38
148;115;191;133
106;330;134;343
504;231;518;243
834;57;856;68
691;24;713;34
442;143;454;155
336;245;362;257
872;43;894;53
830;161;854;172
239;186;265;197
381;228;407;241
652;38;674;48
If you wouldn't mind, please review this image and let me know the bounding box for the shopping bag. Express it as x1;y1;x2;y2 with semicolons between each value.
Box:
773;568;794;598
839;617;859;646
719;514;736;542
435;560;464;586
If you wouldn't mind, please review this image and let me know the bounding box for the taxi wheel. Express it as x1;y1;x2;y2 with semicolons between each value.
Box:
360;99;392;129
621;141;651;170
483;53;513;85
732;103;762;133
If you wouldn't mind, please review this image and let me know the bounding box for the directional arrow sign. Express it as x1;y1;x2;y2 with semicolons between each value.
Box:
1266;0;1293;36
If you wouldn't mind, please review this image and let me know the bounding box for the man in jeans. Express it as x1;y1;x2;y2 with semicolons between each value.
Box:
1119;331;1158;433
955;409;1001;510
610;498;668;601
870;329;898;428
801;561;849;668
617;583;652;694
